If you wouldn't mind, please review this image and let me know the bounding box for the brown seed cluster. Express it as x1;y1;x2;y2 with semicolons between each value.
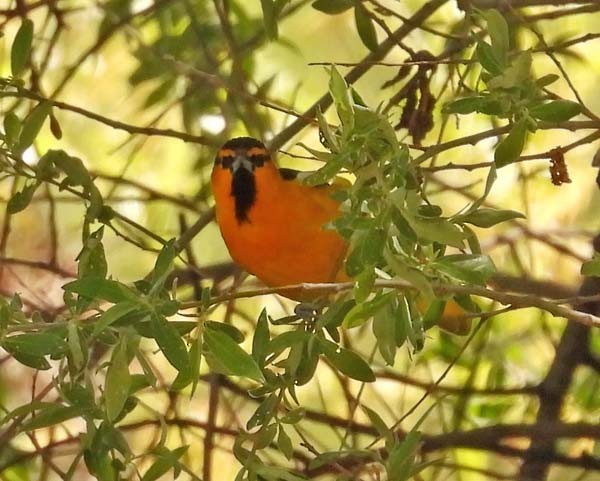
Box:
549;148;571;186
383;50;437;146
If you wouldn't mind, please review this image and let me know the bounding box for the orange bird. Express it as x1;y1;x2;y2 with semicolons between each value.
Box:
211;137;348;301
211;137;469;333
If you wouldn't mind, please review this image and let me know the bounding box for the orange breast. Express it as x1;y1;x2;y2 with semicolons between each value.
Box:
212;163;348;300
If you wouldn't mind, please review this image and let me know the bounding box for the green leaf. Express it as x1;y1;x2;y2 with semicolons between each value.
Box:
343;291;394;329
354;5;378;51
3;331;67;357
482;9;509;66
78;227;107;279
443;96;486;115
494;119;528;168
150;239;176;289
277;426;294;459
67;322;85;370
204;327;264;382
434;254;496;285
7;182;38;214
140;447;188;481
204;320;245;343
372;303;397;365
11;18;34;77
252;308;270;365
316;299;355;329
63;278;139;303
405;215;466;249
92;302;138;337
319;339;375;382
12;351;52;370
254;423;278;449
529;100;581;122
346;228;386;276
15;102;51;154
476;41;503;75
387;431;421;481
329;66;354;128
456;208;525;227
362;405;393;445
260;0;278;40
150;315;190;373
311;0;353;14
536;74;559;88
581;254;600;277
267;330;311;354
3;111;21;148
21;404;87;431
105;339;132;421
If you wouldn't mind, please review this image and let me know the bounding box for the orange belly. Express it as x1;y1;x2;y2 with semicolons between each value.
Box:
212;165;348;300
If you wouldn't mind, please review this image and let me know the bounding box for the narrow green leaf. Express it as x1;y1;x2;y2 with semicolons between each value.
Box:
482;9;509;66
78;227;107;279
150;239;176;289
63;278;139;303
536;74;559;88
277;426;294;459
311;0;353;14
372;304;397;365
3;331;67;357
354;5;378;51
362;405;393;445
21;404;86;431
387;431;421;481
7;182;38;214
15;102;51;153
343;291;394;329
3;112;21;148
443;96;486;115
252;308;270;365
204;327;264;382
105;340;132;421
494;119;528;168
434;254;496;285
319;339;375;382
405;215;467;249
12;351;52;370
476;41;503;75
529;100;581;122
140;447;188;481
456;208;525;227
92;302;138;337
67;322;85;370
150;315;189;372
204;320;245;343
329;66;354;128
11;18;34;77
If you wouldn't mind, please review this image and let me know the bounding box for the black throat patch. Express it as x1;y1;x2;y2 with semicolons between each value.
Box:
231;167;256;223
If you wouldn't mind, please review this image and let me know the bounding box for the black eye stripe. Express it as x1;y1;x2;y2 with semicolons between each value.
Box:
220;155;234;169
248;154;269;166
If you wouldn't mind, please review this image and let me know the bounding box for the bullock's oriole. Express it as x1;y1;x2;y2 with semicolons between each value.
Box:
211;137;470;334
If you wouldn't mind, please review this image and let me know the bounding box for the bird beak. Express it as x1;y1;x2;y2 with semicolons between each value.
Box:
231;154;254;173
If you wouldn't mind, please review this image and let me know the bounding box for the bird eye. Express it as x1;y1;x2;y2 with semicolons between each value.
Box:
220;155;234;169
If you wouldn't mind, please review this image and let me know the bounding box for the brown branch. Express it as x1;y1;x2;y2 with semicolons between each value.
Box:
182;279;600;328
0;89;213;146
517;238;599;480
